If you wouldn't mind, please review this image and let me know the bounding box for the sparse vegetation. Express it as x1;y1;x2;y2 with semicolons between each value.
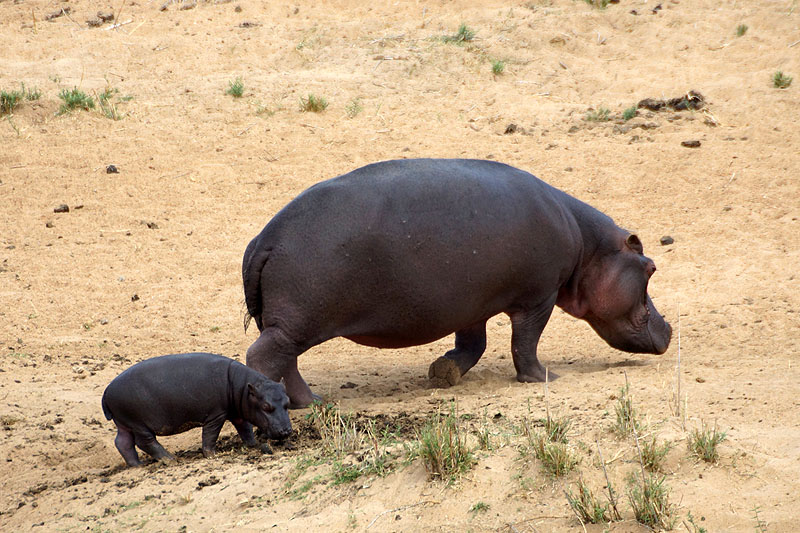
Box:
1;89;22;115
57;87;95;115
469;501;490;514
226;77;244;98
687;422;727;463
622;106;637;121
736;24;748;36
345;97;363;118
443;23;476;44
773;71;792;89
751;505;768;533
640;436;673;472
565;478;612;524
417;403;474;482
684;511;708;533
585;106;611;122
491;60;505;75
98;86;123;120
626;471;677;530
299;93;329;113
612;382;642;437
531;432;578;477
583;0;610;9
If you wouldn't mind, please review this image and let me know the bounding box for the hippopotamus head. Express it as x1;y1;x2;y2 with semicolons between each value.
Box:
246;378;292;440
560;233;672;354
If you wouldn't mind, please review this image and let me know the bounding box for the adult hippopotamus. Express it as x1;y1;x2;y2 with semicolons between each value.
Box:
242;159;672;408
102;353;292;466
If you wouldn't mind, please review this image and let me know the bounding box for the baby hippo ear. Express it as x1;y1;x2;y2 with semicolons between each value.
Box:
247;383;257;397
625;234;643;254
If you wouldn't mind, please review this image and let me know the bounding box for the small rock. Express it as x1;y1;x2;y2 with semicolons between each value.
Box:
100;318;109;325
681;140;701;148
87;18;103;27
504;123;519;134
179;0;197;10
45;221;54;228
660;235;674;245
131;294;140;302
695;377;706;383
54;204;69;213
97;11;114;21
106;164;119;174
340;382;358;389
235;5;243;12
144;221;159;229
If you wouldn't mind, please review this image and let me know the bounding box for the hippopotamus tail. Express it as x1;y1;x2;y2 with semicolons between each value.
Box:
242;236;269;333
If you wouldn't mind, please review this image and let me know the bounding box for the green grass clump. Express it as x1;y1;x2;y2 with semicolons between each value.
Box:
527;431;578;477
226;77;244;98
469;501;490;514
491;60;505;75
736;24;748;37
417;403;474;482
586;106;611;122
1;90;22;115
307;401;363;457
687;422;727;463
98;86;123;120
21;83;41;101
443;23;476;44
584;0;610;9
773;71;792;89
626;471;677;530
565;478;612;524
622;106;637;121
57;87;95;115
345;97;363;118
612;383;642;436
299;93;329;113
640;436;673;472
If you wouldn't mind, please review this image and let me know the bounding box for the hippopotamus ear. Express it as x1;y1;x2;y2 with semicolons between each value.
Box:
625;234;643;254
247;383;256;397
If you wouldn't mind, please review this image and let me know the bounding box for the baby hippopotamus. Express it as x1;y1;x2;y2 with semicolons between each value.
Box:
102;352;292;467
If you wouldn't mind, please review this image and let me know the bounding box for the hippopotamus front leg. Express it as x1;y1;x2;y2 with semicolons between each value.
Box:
428;320;488;386
510;294;559;382
231;419;258;448
201;413;228;458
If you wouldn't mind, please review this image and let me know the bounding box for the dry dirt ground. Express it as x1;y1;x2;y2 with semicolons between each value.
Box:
1;0;799;531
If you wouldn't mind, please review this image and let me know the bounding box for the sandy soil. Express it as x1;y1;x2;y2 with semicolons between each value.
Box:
1;0;798;531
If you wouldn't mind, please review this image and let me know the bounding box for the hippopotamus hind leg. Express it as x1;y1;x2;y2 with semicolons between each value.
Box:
133;431;176;464
428;320;488;386
246;327;319;409
113;423;142;467
510;295;559;382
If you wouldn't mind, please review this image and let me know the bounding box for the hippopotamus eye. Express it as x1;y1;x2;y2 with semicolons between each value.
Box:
262;402;275;413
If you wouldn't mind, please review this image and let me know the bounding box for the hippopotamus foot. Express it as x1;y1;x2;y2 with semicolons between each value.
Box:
283;357;320;409
428;357;462;387
134;432;176;464
516;366;559;383
428;321;488;387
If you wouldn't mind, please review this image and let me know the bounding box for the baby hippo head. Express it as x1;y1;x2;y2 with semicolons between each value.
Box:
246;378;292;440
